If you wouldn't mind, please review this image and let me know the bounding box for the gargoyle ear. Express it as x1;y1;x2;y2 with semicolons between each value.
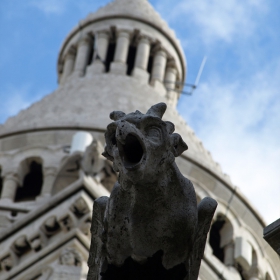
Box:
170;133;188;157
110;111;126;121
146;103;167;119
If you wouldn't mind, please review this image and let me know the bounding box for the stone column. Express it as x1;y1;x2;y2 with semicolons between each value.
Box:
132;36;151;83
151;48;167;94
60;47;76;85
224;241;235;267
88;30;110;74
39;167;57;198
1;172;19;201
110;30;130;74
164;61;178;107
73;35;92;77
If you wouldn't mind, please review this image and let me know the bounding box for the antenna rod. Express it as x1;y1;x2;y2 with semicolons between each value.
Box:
194;56;207;86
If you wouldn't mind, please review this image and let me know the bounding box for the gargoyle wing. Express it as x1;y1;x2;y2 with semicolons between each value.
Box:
87;196;108;280
188;197;217;280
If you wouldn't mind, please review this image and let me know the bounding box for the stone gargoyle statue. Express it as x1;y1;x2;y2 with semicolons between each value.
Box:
87;103;217;280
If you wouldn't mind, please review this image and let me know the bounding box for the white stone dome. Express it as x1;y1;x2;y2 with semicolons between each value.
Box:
83;0;177;40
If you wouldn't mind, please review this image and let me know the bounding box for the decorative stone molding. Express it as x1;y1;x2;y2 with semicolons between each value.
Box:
28;233;43;252
12;235;31;256
77;213;92;237
70;197;89;217
0;252;16;272
1;255;12;272
42;216;61;236
58;213;74;232
59;248;82;267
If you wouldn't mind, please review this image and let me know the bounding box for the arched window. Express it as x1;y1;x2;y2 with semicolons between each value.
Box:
15;158;43;202
209;215;226;262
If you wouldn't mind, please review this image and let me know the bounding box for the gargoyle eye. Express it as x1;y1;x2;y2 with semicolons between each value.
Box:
146;127;161;140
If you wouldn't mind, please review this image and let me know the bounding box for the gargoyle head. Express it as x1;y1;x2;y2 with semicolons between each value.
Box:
102;103;188;183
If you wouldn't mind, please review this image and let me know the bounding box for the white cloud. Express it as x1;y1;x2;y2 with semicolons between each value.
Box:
157;0;267;44
29;0;67;15
178;60;280;224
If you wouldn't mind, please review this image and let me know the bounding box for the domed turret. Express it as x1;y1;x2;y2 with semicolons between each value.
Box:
0;1;279;280
0;0;220;178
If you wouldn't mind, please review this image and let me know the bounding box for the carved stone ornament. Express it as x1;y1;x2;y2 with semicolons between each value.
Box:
60;248;82;266
87;103;217;280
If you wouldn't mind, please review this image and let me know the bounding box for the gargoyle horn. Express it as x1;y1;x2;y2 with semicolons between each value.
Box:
146;102;167;119
110;111;126;121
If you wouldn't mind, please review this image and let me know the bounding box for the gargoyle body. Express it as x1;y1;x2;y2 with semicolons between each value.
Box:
87;103;217;280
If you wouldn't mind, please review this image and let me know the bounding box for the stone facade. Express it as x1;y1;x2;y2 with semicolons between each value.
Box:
0;0;279;279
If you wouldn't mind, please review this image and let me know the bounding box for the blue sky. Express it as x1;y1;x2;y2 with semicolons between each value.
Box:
0;0;279;224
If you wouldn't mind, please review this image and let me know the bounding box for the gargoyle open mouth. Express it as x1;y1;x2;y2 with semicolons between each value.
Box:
118;134;144;170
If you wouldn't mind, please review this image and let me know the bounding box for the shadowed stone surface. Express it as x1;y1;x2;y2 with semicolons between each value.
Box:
87;103;217;279
264;218;280;256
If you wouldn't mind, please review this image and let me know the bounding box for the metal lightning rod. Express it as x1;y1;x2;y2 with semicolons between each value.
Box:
165;56;207;95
